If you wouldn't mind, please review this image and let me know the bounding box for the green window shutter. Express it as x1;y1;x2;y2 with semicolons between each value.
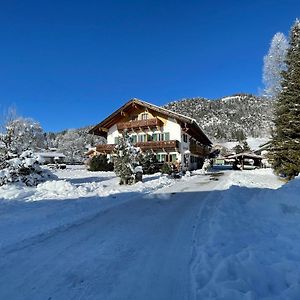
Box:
153;133;157;141
131;135;137;144
164;132;170;141
170;154;177;162
114;137;119;144
138;134;146;142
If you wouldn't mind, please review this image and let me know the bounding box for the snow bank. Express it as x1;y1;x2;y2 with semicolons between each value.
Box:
192;173;300;299
34;180;88;199
0;167;175;251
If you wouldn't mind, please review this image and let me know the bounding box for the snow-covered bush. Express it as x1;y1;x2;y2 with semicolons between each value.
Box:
201;159;211;174
113;131;141;185
0;150;56;187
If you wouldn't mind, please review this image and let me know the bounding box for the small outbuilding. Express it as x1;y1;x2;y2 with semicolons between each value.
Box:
227;152;263;170
36;151;66;165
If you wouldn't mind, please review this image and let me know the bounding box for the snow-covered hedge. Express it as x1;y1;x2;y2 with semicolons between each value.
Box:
0;150;56;187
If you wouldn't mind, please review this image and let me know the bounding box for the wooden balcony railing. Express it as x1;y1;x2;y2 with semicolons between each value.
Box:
117;118;163;131
95;140;180;154
190;144;207;155
96;144;116;153
136;140;180;151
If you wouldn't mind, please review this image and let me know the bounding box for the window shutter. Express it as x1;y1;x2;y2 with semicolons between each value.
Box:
131;135;137;144
164;132;170;141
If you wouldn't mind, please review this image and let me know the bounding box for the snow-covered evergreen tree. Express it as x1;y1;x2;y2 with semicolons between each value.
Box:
0;150;56;186
0;116;46;168
113;131;140;185
269;20;300;180
263;32;288;99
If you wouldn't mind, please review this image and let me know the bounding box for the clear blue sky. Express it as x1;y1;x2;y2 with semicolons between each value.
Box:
0;0;299;132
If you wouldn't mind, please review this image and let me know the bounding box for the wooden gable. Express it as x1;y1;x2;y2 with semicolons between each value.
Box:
89;98;212;146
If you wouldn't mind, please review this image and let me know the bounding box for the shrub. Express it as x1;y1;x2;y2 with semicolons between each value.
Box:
0;150;56;186
88;154;114;172
138;151;160;175
160;163;172;175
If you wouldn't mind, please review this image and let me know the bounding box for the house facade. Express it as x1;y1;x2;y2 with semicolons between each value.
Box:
88;99;212;170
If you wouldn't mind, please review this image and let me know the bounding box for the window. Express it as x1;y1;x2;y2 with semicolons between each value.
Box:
170;154;177;162
131;135;137;144
157;153;167;162
131;115;138;121
153;133;161;141
147;134;153;141
183;134;188;143
162;132;170;141
141;113;148;120
138;134;147;142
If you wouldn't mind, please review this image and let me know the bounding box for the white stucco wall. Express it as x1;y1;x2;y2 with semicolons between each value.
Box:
107;124;119;144
163;118;181;141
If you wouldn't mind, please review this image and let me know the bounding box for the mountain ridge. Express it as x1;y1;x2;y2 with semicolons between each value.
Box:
163;93;274;142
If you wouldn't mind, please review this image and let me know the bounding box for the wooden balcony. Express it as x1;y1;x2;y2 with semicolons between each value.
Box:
190;143;208;156
96;144;116;153
95;140;180;154
136;140;180;151
117;118;163;131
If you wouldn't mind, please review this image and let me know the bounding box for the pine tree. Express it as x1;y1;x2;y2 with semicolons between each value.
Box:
242;141;251;152
113;131;140;185
233;144;243;154
269;20;300;180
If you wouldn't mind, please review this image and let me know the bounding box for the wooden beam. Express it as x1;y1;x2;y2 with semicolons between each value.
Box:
99;127;108;132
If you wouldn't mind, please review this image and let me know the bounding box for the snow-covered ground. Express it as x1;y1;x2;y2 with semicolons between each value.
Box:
0;165;299;299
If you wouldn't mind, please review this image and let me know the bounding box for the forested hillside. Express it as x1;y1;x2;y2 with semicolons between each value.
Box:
164;94;274;142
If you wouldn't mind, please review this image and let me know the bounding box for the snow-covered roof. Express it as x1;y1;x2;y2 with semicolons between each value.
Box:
36;152;66;158
227;152;263;160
